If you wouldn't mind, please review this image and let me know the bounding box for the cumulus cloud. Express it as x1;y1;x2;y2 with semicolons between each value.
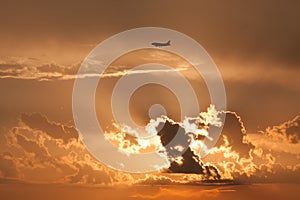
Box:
0;108;299;185
0;152;19;179
103;105;300;183
104;105;224;180
155;119;221;180
262;116;299;144
0;112;133;185
20;113;78;143
204;113;300;182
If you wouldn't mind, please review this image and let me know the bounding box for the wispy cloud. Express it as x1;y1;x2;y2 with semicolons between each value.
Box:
0;56;188;81
130;186;232;199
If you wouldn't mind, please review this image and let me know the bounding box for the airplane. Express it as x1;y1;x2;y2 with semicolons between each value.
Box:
151;40;171;47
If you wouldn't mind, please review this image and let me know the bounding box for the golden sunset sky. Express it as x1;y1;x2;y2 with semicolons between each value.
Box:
0;0;299;199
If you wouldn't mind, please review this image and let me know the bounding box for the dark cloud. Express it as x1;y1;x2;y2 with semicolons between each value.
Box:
20;113;78;143
15;133;49;160
0;63;23;70
157;120;221;180
286;126;300;144
65;163;112;185
278;116;299;144
216;113;254;157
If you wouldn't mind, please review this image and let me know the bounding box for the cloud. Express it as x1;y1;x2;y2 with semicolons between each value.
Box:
1;51;299;95
204;113;300;182
0;57;75;81
155;119;220;180
247;116;300;155
130;186;232;199
0;112;133;185
104;105;226;179
0;152;19;179
0;109;299;185
135;174;185;185
0;56;188;81
217;60;300;91
20;113;78;143
104;105;300;183
263;116;299;144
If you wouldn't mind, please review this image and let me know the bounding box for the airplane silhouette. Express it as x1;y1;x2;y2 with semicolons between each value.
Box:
151;40;171;47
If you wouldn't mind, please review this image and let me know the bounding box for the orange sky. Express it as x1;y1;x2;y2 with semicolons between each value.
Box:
0;1;299;199
0;1;299;130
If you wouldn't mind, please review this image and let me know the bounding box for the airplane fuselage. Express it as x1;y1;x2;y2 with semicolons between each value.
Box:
151;40;171;47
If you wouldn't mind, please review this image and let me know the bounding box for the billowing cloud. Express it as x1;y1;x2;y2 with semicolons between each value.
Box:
204;113;300;182
0;108;299;185
0;112;133;185
104;105;223;179
105;105;300;183
0;152;19;179
20;113;78;143
262;116;299;144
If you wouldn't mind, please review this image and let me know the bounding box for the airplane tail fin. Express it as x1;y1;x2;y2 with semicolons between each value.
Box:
167;40;171;45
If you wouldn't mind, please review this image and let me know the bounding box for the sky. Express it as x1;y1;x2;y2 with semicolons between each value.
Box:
0;0;299;199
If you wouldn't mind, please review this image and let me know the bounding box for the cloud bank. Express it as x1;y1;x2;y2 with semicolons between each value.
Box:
0;107;299;185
